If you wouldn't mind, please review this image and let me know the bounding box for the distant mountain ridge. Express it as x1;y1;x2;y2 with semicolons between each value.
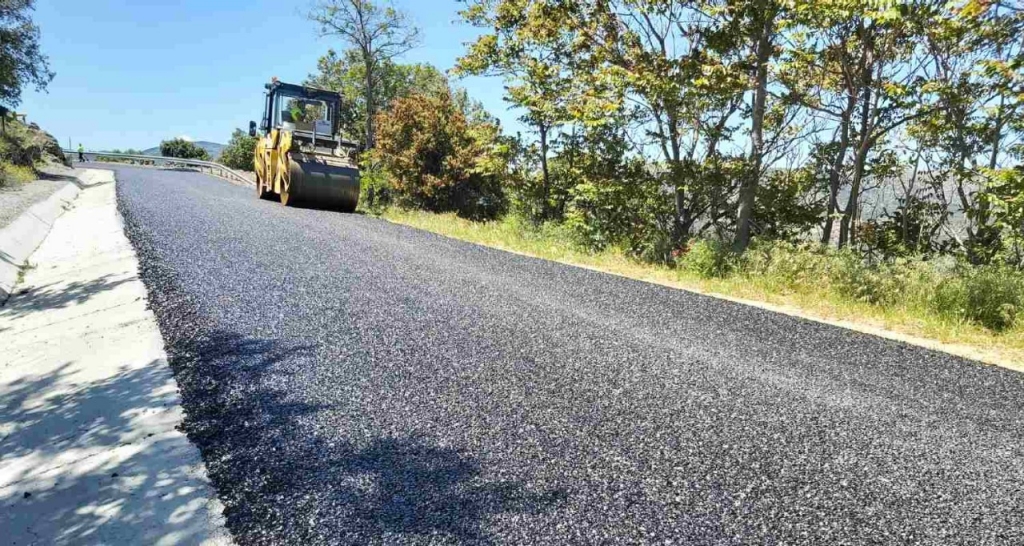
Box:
140;141;226;160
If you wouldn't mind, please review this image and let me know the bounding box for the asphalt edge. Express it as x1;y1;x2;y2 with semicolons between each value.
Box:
114;177;248;541
0;169;114;302
380;217;1023;373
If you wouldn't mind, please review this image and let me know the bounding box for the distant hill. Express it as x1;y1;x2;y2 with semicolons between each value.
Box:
141;141;226;160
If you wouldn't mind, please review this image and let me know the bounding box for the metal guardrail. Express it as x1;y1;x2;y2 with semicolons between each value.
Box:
62;150;254;186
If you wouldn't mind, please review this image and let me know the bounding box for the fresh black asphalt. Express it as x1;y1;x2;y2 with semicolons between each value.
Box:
113;165;1024;545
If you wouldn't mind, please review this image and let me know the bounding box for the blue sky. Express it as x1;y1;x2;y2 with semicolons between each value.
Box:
20;0;519;151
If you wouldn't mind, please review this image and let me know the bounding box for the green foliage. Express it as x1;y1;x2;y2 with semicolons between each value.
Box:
0;119;43;166
563;160;674;263
827;254;934;307
307;50;448;143
0;160;34;187
0;115;61;181
739;241;936;307
678;239;738;279
979;166;1024;267
559;126;676;262
737;240;1024;332
308;0;421;148
740;241;834;293
357;155;392;214
859;195;952;259
754;167;826;241
159;138;209;161
371;86;507;219
219;129;257;172
934;266;1024;331
0;0;53;107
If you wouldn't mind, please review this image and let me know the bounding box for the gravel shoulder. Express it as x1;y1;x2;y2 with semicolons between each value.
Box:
115;165;1024;545
0;177;69;229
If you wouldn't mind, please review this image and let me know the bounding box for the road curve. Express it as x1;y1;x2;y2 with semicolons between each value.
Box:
113;165;1024;545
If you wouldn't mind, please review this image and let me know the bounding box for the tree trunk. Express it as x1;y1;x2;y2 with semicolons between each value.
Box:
839;132;872;248
539;122;550;218
364;58;376;149
675;188;691;240
903;156;920;248
666;109;689;242
838;23;875;249
821;96;855;245
734;5;774;252
839;136;872;248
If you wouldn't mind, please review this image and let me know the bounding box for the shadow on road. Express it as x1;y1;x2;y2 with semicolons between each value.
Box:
318;436;566;541
172;330;565;543
0;360;222;545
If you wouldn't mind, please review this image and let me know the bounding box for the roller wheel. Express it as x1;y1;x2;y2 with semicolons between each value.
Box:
280;189;293;207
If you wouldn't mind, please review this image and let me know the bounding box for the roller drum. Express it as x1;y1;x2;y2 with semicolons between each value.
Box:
286;153;360;212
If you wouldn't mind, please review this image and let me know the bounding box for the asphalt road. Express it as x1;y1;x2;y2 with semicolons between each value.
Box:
113;165;1024;545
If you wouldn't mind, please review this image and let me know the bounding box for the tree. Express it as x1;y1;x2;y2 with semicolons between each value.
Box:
836;11;925;249
782;1;934;248
307;49;446;141
219;129;257;172
903;0;1024;263
160;138;209;160
457;0;578;220
0;0;53;107
728;0;789;252
429;0;1024;279
310;0;421;149
462;1;756;242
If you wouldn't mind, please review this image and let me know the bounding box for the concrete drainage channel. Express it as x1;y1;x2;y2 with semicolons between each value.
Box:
0;179;89;302
0;170;232;545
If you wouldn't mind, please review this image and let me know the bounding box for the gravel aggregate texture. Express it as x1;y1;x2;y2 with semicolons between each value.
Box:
114;165;1024;545
0;177;68;229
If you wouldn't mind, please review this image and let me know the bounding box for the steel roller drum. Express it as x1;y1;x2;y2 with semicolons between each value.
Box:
285;152;360;212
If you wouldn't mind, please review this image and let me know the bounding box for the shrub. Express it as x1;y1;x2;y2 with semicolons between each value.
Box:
219;129;257;171
754;168;827;241
678;239;737;278
372;88;506;220
358;157;392;214
0;161;35;187
744;243;939;308
736;241;1024;332
0;119;50;167
933;266;1024;331
160;138;209;160
826;253;915;306
563;158;675;263
742;241;834;293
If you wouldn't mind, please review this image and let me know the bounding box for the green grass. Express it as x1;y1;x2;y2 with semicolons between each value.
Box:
380;208;1024;371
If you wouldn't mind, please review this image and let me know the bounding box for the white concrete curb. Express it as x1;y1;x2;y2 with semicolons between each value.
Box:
0;184;79;300
0;169;113;301
0;177;232;544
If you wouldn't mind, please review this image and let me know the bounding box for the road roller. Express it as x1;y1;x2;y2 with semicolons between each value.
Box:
250;79;360;211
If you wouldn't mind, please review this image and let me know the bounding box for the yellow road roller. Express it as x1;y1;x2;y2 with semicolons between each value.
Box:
250;79;360;211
